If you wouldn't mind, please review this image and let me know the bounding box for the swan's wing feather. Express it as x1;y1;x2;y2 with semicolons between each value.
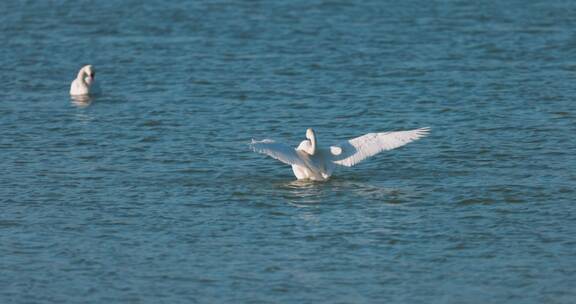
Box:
250;139;306;166
332;127;430;167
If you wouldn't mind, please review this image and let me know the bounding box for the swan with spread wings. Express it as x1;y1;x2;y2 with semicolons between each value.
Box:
250;127;430;181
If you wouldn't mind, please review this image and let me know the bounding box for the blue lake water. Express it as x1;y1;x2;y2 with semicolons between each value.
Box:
1;1;575;303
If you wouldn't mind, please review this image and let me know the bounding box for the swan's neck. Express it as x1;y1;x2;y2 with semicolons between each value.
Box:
76;68;88;84
307;129;317;155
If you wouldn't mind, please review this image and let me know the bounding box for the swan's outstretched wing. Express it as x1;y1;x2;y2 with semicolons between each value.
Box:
250;139;307;167
331;127;430;167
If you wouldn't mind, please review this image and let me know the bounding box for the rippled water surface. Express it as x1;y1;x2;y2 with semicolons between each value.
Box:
2;1;576;303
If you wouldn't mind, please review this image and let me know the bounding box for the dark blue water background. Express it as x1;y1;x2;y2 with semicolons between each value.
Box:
1;1;575;303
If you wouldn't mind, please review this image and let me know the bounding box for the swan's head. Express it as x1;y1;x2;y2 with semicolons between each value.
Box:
79;65;95;83
305;128;317;155
306;128;315;141
85;65;95;80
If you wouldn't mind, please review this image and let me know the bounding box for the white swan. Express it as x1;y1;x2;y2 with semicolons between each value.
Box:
251;127;430;181
70;65;96;96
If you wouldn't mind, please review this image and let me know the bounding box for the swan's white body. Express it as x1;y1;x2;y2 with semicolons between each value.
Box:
70;65;95;96
251;127;430;181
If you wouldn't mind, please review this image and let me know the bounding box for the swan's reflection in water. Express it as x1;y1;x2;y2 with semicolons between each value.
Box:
277;180;324;224
282;180;325;207
280;177;412;208
70;95;93;108
70;96;95;124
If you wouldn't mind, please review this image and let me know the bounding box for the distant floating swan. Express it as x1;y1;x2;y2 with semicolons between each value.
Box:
70;65;96;96
251;127;430;181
